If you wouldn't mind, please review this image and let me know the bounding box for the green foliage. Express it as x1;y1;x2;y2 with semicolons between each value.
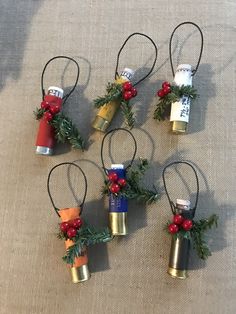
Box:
34;105;84;150
34;107;45;120
60;224;113;265
191;214;218;260
94;82;123;108
153;98;171;121
120;100;135;129
51;113;85;150
94;82;136;128
154;85;198;121
102;158;159;204
166;214;218;260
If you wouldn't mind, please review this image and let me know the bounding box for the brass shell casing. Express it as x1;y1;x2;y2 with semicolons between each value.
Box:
92;115;112;132
70;264;91;283
167;267;187;279
172;121;188;133
109;212;128;236
167;237;190;279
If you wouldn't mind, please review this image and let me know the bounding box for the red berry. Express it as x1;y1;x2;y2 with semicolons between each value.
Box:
173;214;184;225
71;218;83;229
162;81;171;88
49;104;61;115
182;219;193;231
168;223;179;234
131;87;137;97
157;89;165;98
67;227;77;239
110;183;120;194
60;222;70;233
163;86;171;95
123;91;133;101
43;111;53;122
108;172;118;182
123;82;133;91
41;101;50;110
118;178;127;187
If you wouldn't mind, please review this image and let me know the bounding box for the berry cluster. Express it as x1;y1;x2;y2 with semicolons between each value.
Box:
60;218;83;239
156;81;171;98
168;214;193;234
108;171;127;194
41;100;61;122
122;82;137;101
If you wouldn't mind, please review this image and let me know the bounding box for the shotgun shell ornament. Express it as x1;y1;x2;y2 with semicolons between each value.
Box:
47;162;112;283
93;68;135;132
59;207;90;283
36;86;63;155
163;161;218;279
168;199;192;279
170;65;193;133
93;32;158;131
108;164;128;235
153;22;203;133
101;128;159;236
34;56;84;156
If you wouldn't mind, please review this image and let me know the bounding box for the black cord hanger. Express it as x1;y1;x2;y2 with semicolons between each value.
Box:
41;55;80;105
115;32;158;86
101;128;137;175
169;22;204;77
162;161;199;218
47;162;88;217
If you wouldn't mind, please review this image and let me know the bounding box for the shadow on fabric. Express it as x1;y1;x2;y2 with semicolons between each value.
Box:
0;1;43;91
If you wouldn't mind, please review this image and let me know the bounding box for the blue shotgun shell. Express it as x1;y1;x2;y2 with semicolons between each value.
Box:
108;166;128;213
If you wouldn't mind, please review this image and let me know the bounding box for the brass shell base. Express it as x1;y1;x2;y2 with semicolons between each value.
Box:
172;121;187;134
92;116;109;132
71;264;90;283
167;267;187;279
109;212;127;236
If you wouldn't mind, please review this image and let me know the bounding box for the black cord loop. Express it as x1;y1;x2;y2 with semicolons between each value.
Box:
169;22;204;77
162;161;199;217
115;32;158;86
101;128;137;175
41;55;80;105
47;162;88;217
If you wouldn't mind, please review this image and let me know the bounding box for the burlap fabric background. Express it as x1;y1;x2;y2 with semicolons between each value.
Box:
0;1;235;313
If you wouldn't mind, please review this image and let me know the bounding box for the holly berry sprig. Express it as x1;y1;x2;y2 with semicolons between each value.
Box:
57;219;113;265
34;100;85;150
107;172;127;194
166;214;218;260
59;217;83;239
94;80;138;128
122;81;138;101
156;81;171;98
153;81;198;121
102;158;159;204
168;214;193;234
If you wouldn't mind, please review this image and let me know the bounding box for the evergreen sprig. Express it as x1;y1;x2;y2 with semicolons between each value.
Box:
51;113;85;150
94;82;123;108
120;100;135;129
94;82;136;129
61;225;113;265
166;214;218;260
34;107;45;120
154;85;198;121
191;214;218;260
34;105;84;150
102;158;159;204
